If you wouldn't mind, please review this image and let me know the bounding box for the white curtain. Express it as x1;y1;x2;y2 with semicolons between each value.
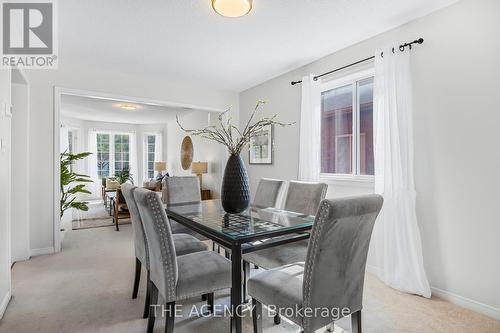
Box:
154;132;163;162
60;126;69;153
87;129;100;198
154;132;163;178
129;132;138;185
373;45;431;298
298;74;322;181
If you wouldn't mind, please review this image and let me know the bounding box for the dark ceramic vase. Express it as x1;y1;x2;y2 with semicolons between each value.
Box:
221;154;250;214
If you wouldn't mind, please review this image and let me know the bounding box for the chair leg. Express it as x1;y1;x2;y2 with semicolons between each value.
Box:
112;200;120;231
252;299;263;333
243;261;250;303
207;293;214;313
274;313;281;325
147;283;158;333
165;301;176;333
143;270;151;319
351;310;362;333
132;257;141;299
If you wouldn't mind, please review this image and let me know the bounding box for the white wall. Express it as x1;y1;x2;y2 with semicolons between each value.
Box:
0;69;12;319
167;111;227;199
23;65;239;254
11;80;30;262
240;0;500;319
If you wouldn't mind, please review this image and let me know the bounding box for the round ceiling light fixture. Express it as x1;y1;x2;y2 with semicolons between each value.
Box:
116;103;138;111
212;0;252;18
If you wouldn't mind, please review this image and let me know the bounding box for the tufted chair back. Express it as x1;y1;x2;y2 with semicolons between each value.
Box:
121;183;149;269
134;188;178;302
301;195;383;332
162;176;201;205
284;181;328;216
253;178;285;209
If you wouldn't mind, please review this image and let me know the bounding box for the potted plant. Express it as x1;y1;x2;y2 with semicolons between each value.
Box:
115;166;134;185
177;101;293;213
60;151;93;218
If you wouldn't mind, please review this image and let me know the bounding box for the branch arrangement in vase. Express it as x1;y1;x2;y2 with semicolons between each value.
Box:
176;101;294;155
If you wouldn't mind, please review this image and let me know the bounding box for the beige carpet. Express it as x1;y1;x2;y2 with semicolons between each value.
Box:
72;201;130;230
0;225;498;333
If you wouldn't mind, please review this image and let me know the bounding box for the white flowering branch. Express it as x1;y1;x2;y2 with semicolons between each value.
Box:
176;101;294;155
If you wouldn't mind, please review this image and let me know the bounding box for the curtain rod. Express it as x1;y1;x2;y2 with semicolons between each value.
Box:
290;38;424;86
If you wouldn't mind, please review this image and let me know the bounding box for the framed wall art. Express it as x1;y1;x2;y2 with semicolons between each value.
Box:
249;124;273;165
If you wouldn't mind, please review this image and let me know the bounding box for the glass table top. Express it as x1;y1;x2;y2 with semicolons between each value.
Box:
165;199;315;241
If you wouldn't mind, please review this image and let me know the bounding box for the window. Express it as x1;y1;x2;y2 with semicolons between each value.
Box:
68;131;73;154
67;129;78;171
97;133;110;178
145;135;156;179
320;70;374;177
96;132;130;178
114;134;130;173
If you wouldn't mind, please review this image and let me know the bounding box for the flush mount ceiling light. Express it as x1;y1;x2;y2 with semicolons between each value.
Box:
212;0;252;18
117;103;138;111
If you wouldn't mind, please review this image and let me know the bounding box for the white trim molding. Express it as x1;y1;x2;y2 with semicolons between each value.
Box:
30;247;55;257
431;287;500;321
320;173;375;185
0;291;11;320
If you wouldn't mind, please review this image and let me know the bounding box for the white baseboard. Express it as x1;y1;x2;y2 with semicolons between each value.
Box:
431;286;500;320
365;265;500;320
30;247;54;257
0;291;11;320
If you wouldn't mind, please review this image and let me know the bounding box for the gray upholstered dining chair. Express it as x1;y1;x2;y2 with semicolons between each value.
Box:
248;195;383;333
162;176;201;205
243;181;328;270
218;178;286;257
121;184;208;319
252;178;285;209
283;180;328;215
161;176;205;238
133;187;232;333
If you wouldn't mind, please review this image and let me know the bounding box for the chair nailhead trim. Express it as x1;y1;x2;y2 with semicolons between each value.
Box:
147;192;177;301
302;201;330;332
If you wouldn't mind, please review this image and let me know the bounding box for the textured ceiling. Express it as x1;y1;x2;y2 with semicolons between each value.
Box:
59;0;458;92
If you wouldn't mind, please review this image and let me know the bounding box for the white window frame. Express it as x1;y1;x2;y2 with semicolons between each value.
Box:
96;131;131;178
143;132;162;180
319;68;375;184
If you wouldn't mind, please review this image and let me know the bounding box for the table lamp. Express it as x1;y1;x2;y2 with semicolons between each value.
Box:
191;161;208;189
154;161;167;180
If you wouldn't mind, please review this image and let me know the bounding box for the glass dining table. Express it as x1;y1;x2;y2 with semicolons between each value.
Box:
165;199;315;333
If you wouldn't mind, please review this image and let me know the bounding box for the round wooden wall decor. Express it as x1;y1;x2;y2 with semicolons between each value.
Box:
181;136;194;170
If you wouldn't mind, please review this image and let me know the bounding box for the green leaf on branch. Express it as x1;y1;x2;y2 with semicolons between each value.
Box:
60;151;93;218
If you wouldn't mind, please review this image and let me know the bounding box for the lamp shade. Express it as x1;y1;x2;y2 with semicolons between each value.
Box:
191;162;208;174
154;162;167;172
